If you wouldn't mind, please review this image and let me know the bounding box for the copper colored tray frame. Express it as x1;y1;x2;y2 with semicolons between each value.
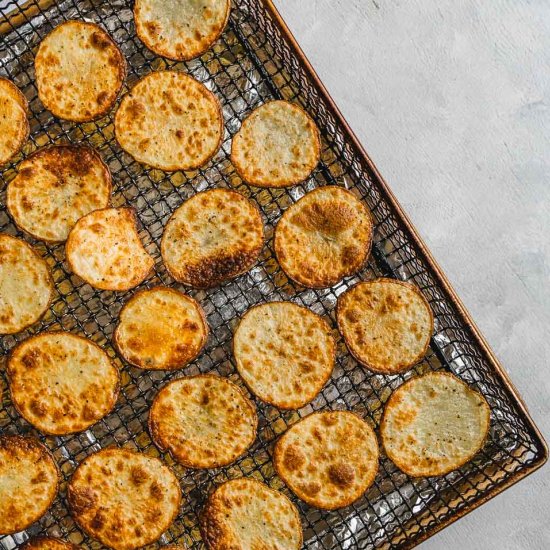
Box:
0;0;547;549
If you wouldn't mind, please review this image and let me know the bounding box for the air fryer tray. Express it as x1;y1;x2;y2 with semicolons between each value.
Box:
0;0;546;548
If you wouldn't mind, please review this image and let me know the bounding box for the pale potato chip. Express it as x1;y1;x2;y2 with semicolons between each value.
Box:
7;332;120;435
200;478;302;550
380;372;491;477
22;537;81;550
274;411;379;510
161;189;264;288
231;100;320;187
274;186;373;288
149;374;257;468
68;447;181;550
0;77;29;166
35;20;125;122
233;302;335;409
115;71;223;171
7;145;112;242
0;435;59;535
337;278;433;374
66;207;154;291
0;234;53;334
114;286;208;370
134;0;230;61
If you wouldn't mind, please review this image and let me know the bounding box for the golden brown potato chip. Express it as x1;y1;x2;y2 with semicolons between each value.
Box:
233;302;335;409
231;100;320;187
337;278;433;374
381;372;491;477
0;234;53;334
21;537;80;550
200;478;302;550
68;447;181;550
149;374;257;468
0;77;29;166
274;411;379;510
161;189;264;288
7;145;112;242
274;186;373;288
115;71;223;171
0;435;59;535
35;20;125;122
134;0;230;61
114;286;208;370
7;332;120;435
66;207;154;291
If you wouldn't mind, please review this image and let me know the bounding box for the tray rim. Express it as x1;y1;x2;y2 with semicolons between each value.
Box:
260;0;548;546
0;0;547;548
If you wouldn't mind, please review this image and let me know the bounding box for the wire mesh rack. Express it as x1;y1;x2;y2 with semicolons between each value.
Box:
0;0;546;548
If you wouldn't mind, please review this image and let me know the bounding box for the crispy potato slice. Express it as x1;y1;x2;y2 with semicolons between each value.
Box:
231;100;320;187
381;372;491;477
149;374;257;468
114;287;208;370
68;447;181;550
0;77;29;165
7;332;120;435
233;302;335;409
161;189;263;288
274;186;373;288
35;20;125;122
200;478;302;550
115;71;223;171
337;278;433;373
22;537;81;550
274;411;379;509
7;145;112;242
0;234;53;334
0;436;59;535
66;207;154;291
134;0;230;61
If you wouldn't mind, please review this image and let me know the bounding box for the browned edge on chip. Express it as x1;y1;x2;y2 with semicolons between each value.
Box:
230;99;321;188
6;331;121;436
259;2;547;546
0;434;60;535
0;76;30;165
199;477;303;549
0;76;30;115
35;20;126;123
21;536;80;550
113;286;209;370
114;71;224;172
336;277;435;374
380;371;491;478
273;185;374;289
148;373;258;468
0;1;55;36
67;446;182;546
65;206;154;291
7;143;113;244
161;188;265;288
273;410;379;510
134;0;231;62
0;234;55;335
231;301;336;409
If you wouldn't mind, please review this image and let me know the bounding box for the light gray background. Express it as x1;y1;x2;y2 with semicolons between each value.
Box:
272;0;549;549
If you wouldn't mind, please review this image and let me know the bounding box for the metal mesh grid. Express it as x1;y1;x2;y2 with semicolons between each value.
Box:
0;0;545;548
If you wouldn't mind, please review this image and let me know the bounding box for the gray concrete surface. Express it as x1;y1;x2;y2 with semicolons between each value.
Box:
272;0;549;548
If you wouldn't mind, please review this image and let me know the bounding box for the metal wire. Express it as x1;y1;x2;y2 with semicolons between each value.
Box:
0;0;544;548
